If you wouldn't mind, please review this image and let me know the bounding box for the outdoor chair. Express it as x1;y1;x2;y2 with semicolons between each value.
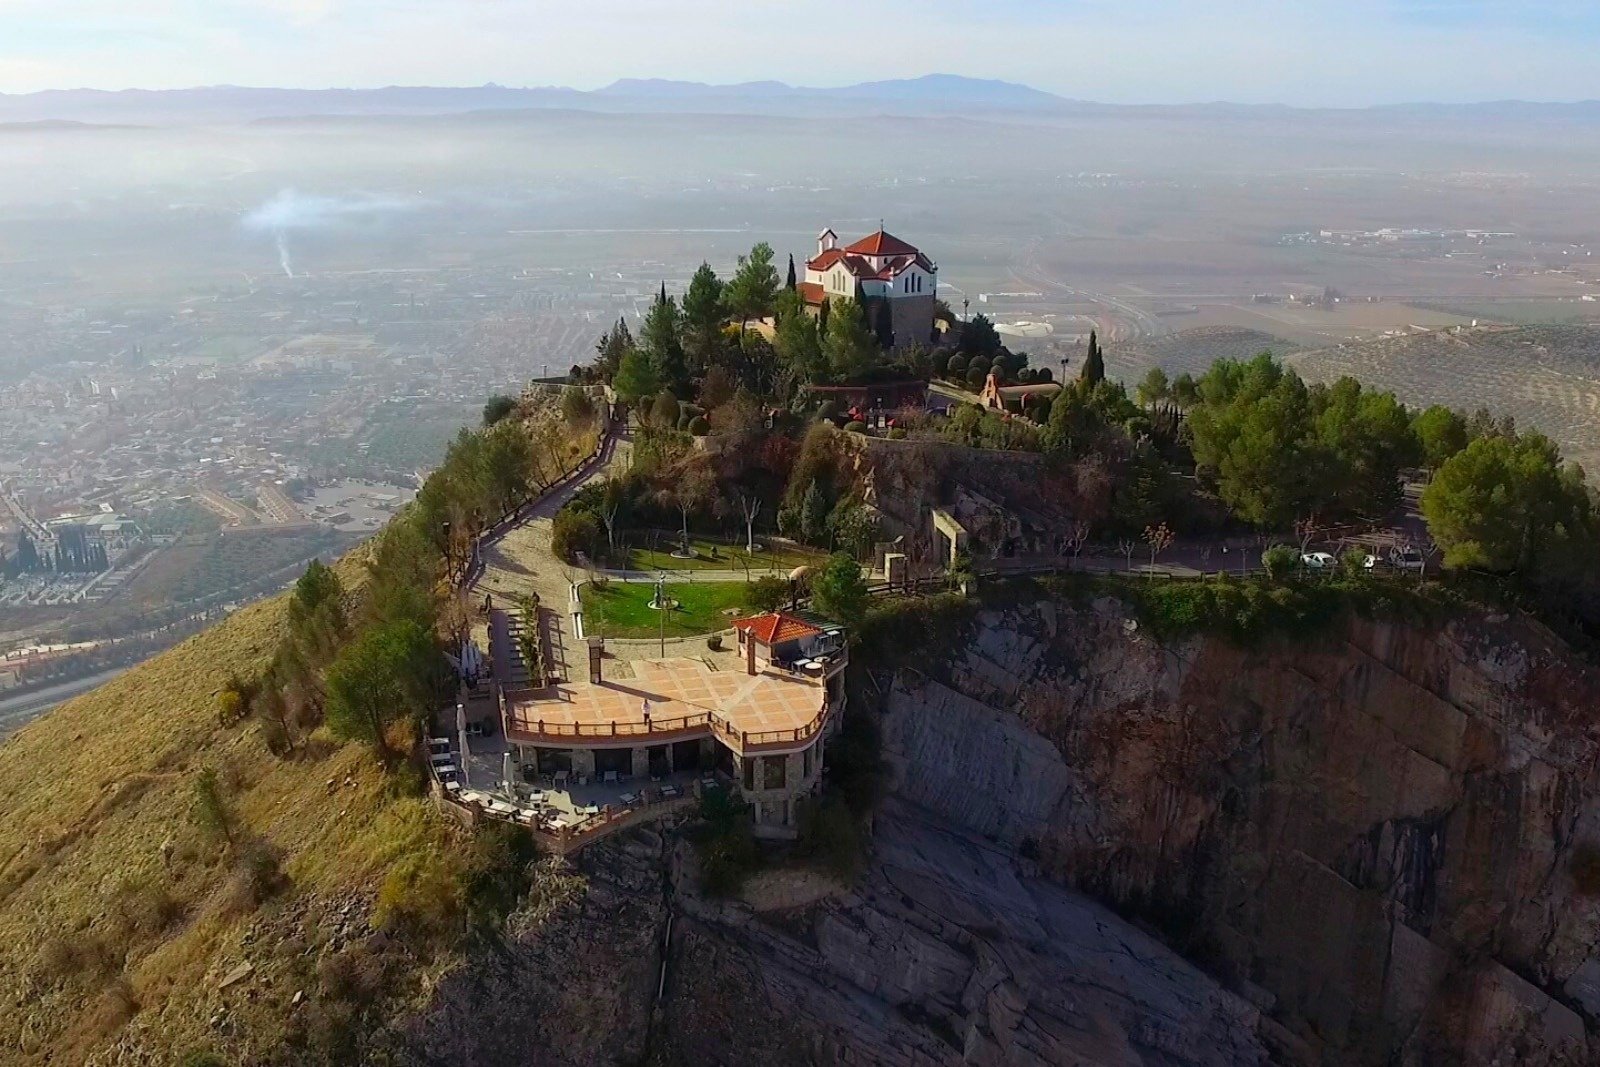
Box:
603;770;619;784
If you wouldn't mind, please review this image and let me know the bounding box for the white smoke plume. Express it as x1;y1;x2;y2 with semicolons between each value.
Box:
242;189;419;278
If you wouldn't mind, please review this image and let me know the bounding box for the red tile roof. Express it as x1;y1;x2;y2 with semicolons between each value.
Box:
733;612;823;645
807;248;846;271
797;281;826;305
844;229;920;257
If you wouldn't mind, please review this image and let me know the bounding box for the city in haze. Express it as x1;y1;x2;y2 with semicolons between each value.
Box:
3;5;1600;1067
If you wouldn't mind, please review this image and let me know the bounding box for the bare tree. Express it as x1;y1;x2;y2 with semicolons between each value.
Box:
1144;522;1175;575
738;492;762;555
1065;520;1092;568
1294;514;1321;555
1117;538;1138;574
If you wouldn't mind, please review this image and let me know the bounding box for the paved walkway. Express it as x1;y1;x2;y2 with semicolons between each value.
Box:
471;426;632;680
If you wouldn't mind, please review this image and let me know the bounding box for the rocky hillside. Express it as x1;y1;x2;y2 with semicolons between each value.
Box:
879;591;1600;1064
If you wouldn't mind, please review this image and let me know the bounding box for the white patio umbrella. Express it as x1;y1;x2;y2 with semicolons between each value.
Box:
502;751;515;795
456;703;470;788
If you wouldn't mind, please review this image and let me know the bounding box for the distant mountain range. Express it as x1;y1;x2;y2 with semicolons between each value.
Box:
0;75;1597;126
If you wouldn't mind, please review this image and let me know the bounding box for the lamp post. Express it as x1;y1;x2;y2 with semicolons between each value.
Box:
655;571;667;657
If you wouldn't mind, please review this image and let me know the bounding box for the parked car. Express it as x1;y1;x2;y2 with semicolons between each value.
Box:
1388;545;1426;571
1301;551;1337;570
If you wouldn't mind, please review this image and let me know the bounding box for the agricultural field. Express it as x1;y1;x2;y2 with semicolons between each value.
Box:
580;580;749;639
1109;327;1303;383
1287;324;1600;471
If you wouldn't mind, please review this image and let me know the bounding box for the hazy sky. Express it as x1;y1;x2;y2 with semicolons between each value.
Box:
3;0;1599;105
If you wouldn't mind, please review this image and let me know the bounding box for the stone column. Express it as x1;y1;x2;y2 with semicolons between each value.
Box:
631;746;650;780
571;748;596;779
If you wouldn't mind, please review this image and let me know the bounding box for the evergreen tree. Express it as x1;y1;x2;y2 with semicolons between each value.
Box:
786;253;798;290
612;347;660;403
775;301;825;385
810;552;869;629
799;479;829;545
956;313;1002;357
594;317;634;380
640;290;688;396
817;294;831;336
726;242;780;330
822;297;878;382
681;262;727;378
1081;330;1105;388
872;298;895;350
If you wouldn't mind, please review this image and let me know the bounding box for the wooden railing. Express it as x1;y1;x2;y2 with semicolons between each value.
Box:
507;695;833;755
506;710;713;742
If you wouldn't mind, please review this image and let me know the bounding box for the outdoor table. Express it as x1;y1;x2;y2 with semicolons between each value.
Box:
620;792;639;806
661;785;682;799
487;799;516;816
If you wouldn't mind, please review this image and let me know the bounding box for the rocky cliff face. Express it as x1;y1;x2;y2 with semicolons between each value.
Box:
881;597;1600;1064
398;807;1271;1065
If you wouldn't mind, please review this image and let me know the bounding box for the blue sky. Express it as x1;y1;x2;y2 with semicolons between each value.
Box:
2;0;1598;105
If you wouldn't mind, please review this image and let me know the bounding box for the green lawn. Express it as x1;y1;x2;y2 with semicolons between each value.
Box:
625;536;822;575
580;580;750;639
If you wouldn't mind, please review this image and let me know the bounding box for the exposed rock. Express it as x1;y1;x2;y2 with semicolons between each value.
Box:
881;599;1600;1065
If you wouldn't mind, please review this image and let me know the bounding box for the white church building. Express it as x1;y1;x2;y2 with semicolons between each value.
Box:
799;228;938;350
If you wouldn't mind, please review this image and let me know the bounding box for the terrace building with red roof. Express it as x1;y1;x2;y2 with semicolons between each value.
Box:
487;608;848;840
802;227;938;351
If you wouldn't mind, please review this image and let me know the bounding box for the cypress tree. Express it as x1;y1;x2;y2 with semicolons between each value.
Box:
1081;330;1105;388
873;297;894;350
818;295;831;335
786;253;798;290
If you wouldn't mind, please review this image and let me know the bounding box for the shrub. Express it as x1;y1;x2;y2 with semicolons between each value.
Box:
481;394;517;426
706;633;724;652
796;795;867;882
462;822;540;925
560;385;596;427
744;574;788;613
945;354;968;378
887;427;908;440
651;391;681;430
374;851;466;941
550;507;604;564
223;841;286;916
687;415;711;436
843;420;867;434
816;400;840;424
966;366;988;391
318;943;387;1002
1261;544;1299;582
693;790;761;896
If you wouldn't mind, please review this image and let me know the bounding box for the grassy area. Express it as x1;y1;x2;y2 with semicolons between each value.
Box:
581;580;749;639
0;554;481;1063
625;536;822;575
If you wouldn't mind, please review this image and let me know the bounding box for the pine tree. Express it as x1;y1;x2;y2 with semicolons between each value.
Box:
726;242;780;331
822;297;878;382
681;262;727;378
1081;330;1105;388
640;290;688;396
